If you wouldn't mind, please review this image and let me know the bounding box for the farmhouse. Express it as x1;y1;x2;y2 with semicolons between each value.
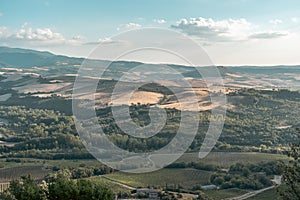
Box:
136;188;160;199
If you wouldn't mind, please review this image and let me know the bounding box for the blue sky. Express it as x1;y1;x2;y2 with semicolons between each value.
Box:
1;0;300;65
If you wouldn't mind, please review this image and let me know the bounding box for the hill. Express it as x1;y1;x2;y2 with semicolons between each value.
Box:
0;46;84;68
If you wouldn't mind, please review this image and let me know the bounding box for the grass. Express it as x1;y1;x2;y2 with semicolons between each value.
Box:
177;152;289;168
204;188;248;200
105;168;212;190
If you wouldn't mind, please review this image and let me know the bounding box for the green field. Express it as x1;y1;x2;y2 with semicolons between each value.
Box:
88;177;131;194
44;159;103;168
0;152;288;184
178;152;289;167
105;168;212;190
0;165;49;182
0;152;288;169
0;158;103;168
204;188;248;200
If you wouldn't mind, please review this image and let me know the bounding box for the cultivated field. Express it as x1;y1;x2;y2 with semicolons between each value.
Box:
177;152;289;168
105;168;212;189
204;188;248;199
0;165;49;183
88;177;132;194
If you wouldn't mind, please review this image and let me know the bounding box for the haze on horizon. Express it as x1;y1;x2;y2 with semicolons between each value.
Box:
1;0;300;66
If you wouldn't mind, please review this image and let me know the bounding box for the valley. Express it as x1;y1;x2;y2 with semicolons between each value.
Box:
0;47;299;199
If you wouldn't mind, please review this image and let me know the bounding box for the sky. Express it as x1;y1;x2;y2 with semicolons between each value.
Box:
1;0;300;66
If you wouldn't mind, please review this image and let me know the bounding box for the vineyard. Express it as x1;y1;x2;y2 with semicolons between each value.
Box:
105;168;212;189
0;165;49;183
177;152;289;167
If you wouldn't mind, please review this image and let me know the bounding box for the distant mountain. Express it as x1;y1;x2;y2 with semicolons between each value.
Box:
226;65;300;75
1;46;299;79
0;46;84;68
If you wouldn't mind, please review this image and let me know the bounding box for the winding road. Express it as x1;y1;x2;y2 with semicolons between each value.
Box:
224;186;275;200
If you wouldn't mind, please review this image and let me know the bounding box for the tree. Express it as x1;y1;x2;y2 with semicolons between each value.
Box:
47;177;113;200
47;176;79;200
213;177;224;185
242;167;250;177
0;175;46;200
278;130;300;199
81;180;113;200
1;172;113;200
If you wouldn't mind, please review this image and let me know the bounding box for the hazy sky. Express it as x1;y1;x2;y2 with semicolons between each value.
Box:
1;0;300;65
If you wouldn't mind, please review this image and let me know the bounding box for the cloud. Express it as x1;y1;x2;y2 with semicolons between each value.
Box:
117;23;141;31
171;17;290;42
66;35;87;46
0;12;3;17
0;26;9;37
97;38;113;43
153;19;166;24
72;35;85;41
22;22;28;28
13;27;65;42
0;26;84;46
269;19;283;25
0;22;66;44
171;17;252;41
84;38;121;45
249;31;289;39
291;17;299;23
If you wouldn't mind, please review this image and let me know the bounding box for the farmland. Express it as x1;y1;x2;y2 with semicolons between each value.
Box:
0;165;49;183
177;152;289;168
104;168;212;189
88;177;132;194
0;47;299;199
203;188;248;199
